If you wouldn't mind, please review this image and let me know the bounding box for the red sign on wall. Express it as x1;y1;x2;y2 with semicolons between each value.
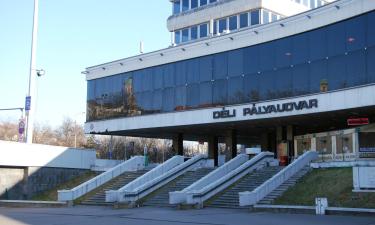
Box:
347;118;369;126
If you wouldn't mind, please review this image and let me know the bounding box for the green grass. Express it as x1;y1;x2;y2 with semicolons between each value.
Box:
274;168;375;208
31;171;99;202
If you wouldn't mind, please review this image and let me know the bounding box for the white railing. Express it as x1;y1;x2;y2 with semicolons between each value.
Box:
170;152;275;205
58;156;145;202
239;151;318;206
110;154;208;203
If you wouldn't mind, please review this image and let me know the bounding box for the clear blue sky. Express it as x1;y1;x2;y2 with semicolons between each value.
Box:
0;1;170;127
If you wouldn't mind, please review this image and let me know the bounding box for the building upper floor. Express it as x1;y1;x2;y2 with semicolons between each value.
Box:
168;0;336;45
85;0;375;122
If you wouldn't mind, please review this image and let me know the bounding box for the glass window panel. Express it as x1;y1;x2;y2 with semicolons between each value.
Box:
187;83;200;108
309;59;328;93
191;26;198;40
328;55;347;89
243;45;260;74
133;70;143;93
153;66;163;89
175;30;181;44
262;10;269;23
182;28;189;42
182;0;189;11
251;10;260;25
200;0;207;6
367;46;375;83
163;64;175;87
367;12;375;47
240;13;248;28
213;53;228;79
175;85;187;111
199;81;213;107
276;38;292;68
244;73;260;102
292;63;310;96
346;50;366;86
228;76;245;104
327;21;346;57
186;58;200;84
175;61;187;86
292;33;309;65
191;0;198;9
142;68;153;91
134;92;143;113
271;13;278;22
310;0;316;8
152;89;162;113
259;70;276;100
122;75;135;117
199;56;213;81
228;49;244;77
142;91;153;114
162;87;175;112
213;79;228;105
209;0;217;3
345;16;366;52
229;16;237;31
173;0;181;14
259;41;276;71
219;18;227;33
316;136;332;154
309;28;327;61
275;67;293;98
199;23;208;38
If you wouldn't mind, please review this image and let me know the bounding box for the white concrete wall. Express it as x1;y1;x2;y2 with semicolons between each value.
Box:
0;141;96;170
92;159;124;171
353;167;375;190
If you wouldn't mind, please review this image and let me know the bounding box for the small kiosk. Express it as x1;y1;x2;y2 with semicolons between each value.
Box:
294;124;375;162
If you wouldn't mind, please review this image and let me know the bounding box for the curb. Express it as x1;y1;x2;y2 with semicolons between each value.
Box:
252;205;375;217
0;200;68;208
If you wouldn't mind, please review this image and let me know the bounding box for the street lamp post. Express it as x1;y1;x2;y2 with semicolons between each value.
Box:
25;0;40;144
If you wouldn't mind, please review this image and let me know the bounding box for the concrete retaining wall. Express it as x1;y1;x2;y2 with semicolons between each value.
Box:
0;167;88;200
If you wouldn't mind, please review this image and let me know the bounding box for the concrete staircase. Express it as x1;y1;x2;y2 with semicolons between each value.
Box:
142;168;214;207
257;166;311;205
80;170;148;206
205;166;283;208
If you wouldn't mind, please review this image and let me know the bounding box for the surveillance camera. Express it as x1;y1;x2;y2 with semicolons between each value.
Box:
37;69;45;77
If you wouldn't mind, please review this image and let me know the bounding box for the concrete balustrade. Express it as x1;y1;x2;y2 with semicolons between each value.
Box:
170;152;275;206
109;154;209;204
58;156;145;202
239;151;318;206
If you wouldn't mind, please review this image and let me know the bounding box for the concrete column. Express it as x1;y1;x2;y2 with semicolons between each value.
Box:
172;133;184;156
287;125;295;161
208;136;219;167
225;130;237;159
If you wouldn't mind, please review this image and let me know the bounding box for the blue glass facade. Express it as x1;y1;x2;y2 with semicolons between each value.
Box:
87;11;375;122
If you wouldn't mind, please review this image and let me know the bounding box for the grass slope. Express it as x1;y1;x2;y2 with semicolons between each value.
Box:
274;168;375;208
31;171;99;201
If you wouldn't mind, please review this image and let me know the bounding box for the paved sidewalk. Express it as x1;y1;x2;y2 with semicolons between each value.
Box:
0;206;374;225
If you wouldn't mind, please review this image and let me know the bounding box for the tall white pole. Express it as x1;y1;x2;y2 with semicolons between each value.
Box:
25;0;39;144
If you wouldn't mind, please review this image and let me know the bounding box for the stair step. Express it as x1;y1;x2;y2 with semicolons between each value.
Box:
206;166;283;209
78;170;148;206
142;168;214;207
